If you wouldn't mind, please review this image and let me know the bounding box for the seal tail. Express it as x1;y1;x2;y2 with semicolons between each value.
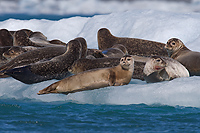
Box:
37;81;60;95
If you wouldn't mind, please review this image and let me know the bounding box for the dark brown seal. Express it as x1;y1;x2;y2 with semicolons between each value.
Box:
97;28;168;57
37;55;134;95
74;37;88;58
3;46;39;61
13;29;43;47
69;56;145;80
0;29;13;46
165;38;200;76
0;46;13;66
0;45;67;76
4;39;83;84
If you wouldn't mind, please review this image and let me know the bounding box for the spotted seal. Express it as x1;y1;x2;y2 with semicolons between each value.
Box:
37;55;134;95
69;55;146;80
97;28;168;57
0;45;67;77
4;39;83;84
0;29;13;46
2;46;40;61
165;38;200;76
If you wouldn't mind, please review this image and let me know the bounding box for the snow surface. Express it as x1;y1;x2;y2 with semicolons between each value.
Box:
0;10;200;107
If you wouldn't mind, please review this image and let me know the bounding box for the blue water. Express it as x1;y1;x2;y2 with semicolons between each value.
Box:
0;14;200;132
1;99;200;132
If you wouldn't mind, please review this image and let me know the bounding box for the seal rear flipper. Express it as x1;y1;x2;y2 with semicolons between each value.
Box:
37;82;60;95
144;72;163;83
159;68;170;81
4;65;49;84
144;69;170;83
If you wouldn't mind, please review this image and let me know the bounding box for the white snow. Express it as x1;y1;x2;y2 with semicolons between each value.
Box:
0;9;200;107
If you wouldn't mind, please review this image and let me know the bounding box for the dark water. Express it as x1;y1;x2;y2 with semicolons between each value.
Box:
0;99;200;132
0;13;99;21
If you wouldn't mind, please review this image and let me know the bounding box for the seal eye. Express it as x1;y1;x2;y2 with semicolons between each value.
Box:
121;59;124;62
127;58;131;61
10;50;14;54
156;59;161;62
171;42;176;45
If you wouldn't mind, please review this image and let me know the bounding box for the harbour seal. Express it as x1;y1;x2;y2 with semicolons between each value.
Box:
2;46;40;61
4;39;83;84
0;45;66;76
68;58;121;74
29;31;49;44
49;39;67;46
97;28;168;56
165;38;200;76
0;46;13;66
143;56;189;83
13;29;57;47
9;29;33;37
13;29;43;47
0;29;13;46
74;37;88;58
69;56;146;80
93;44;128;58
37;55;134;95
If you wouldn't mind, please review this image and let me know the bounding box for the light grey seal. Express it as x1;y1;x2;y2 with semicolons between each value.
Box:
143;56;189;83
98;28;168;57
165;38;200;76
29;31;49;44
37;55;134;95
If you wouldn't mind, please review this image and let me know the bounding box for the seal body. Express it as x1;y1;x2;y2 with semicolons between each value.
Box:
143;56;189;83
13;29;60;47
74;37;88;58
37;55;134;95
0;46;13;67
69;58;121;74
0;45;67;75
4;39;83;84
98;44;128;58
0;29;13;46
3;46;39;60
13;29;40;47
165;38;200;76
29;31;49;45
98;28;168;57
69;56;145;80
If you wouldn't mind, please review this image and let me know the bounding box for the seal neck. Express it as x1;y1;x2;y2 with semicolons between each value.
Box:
171;45;190;59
